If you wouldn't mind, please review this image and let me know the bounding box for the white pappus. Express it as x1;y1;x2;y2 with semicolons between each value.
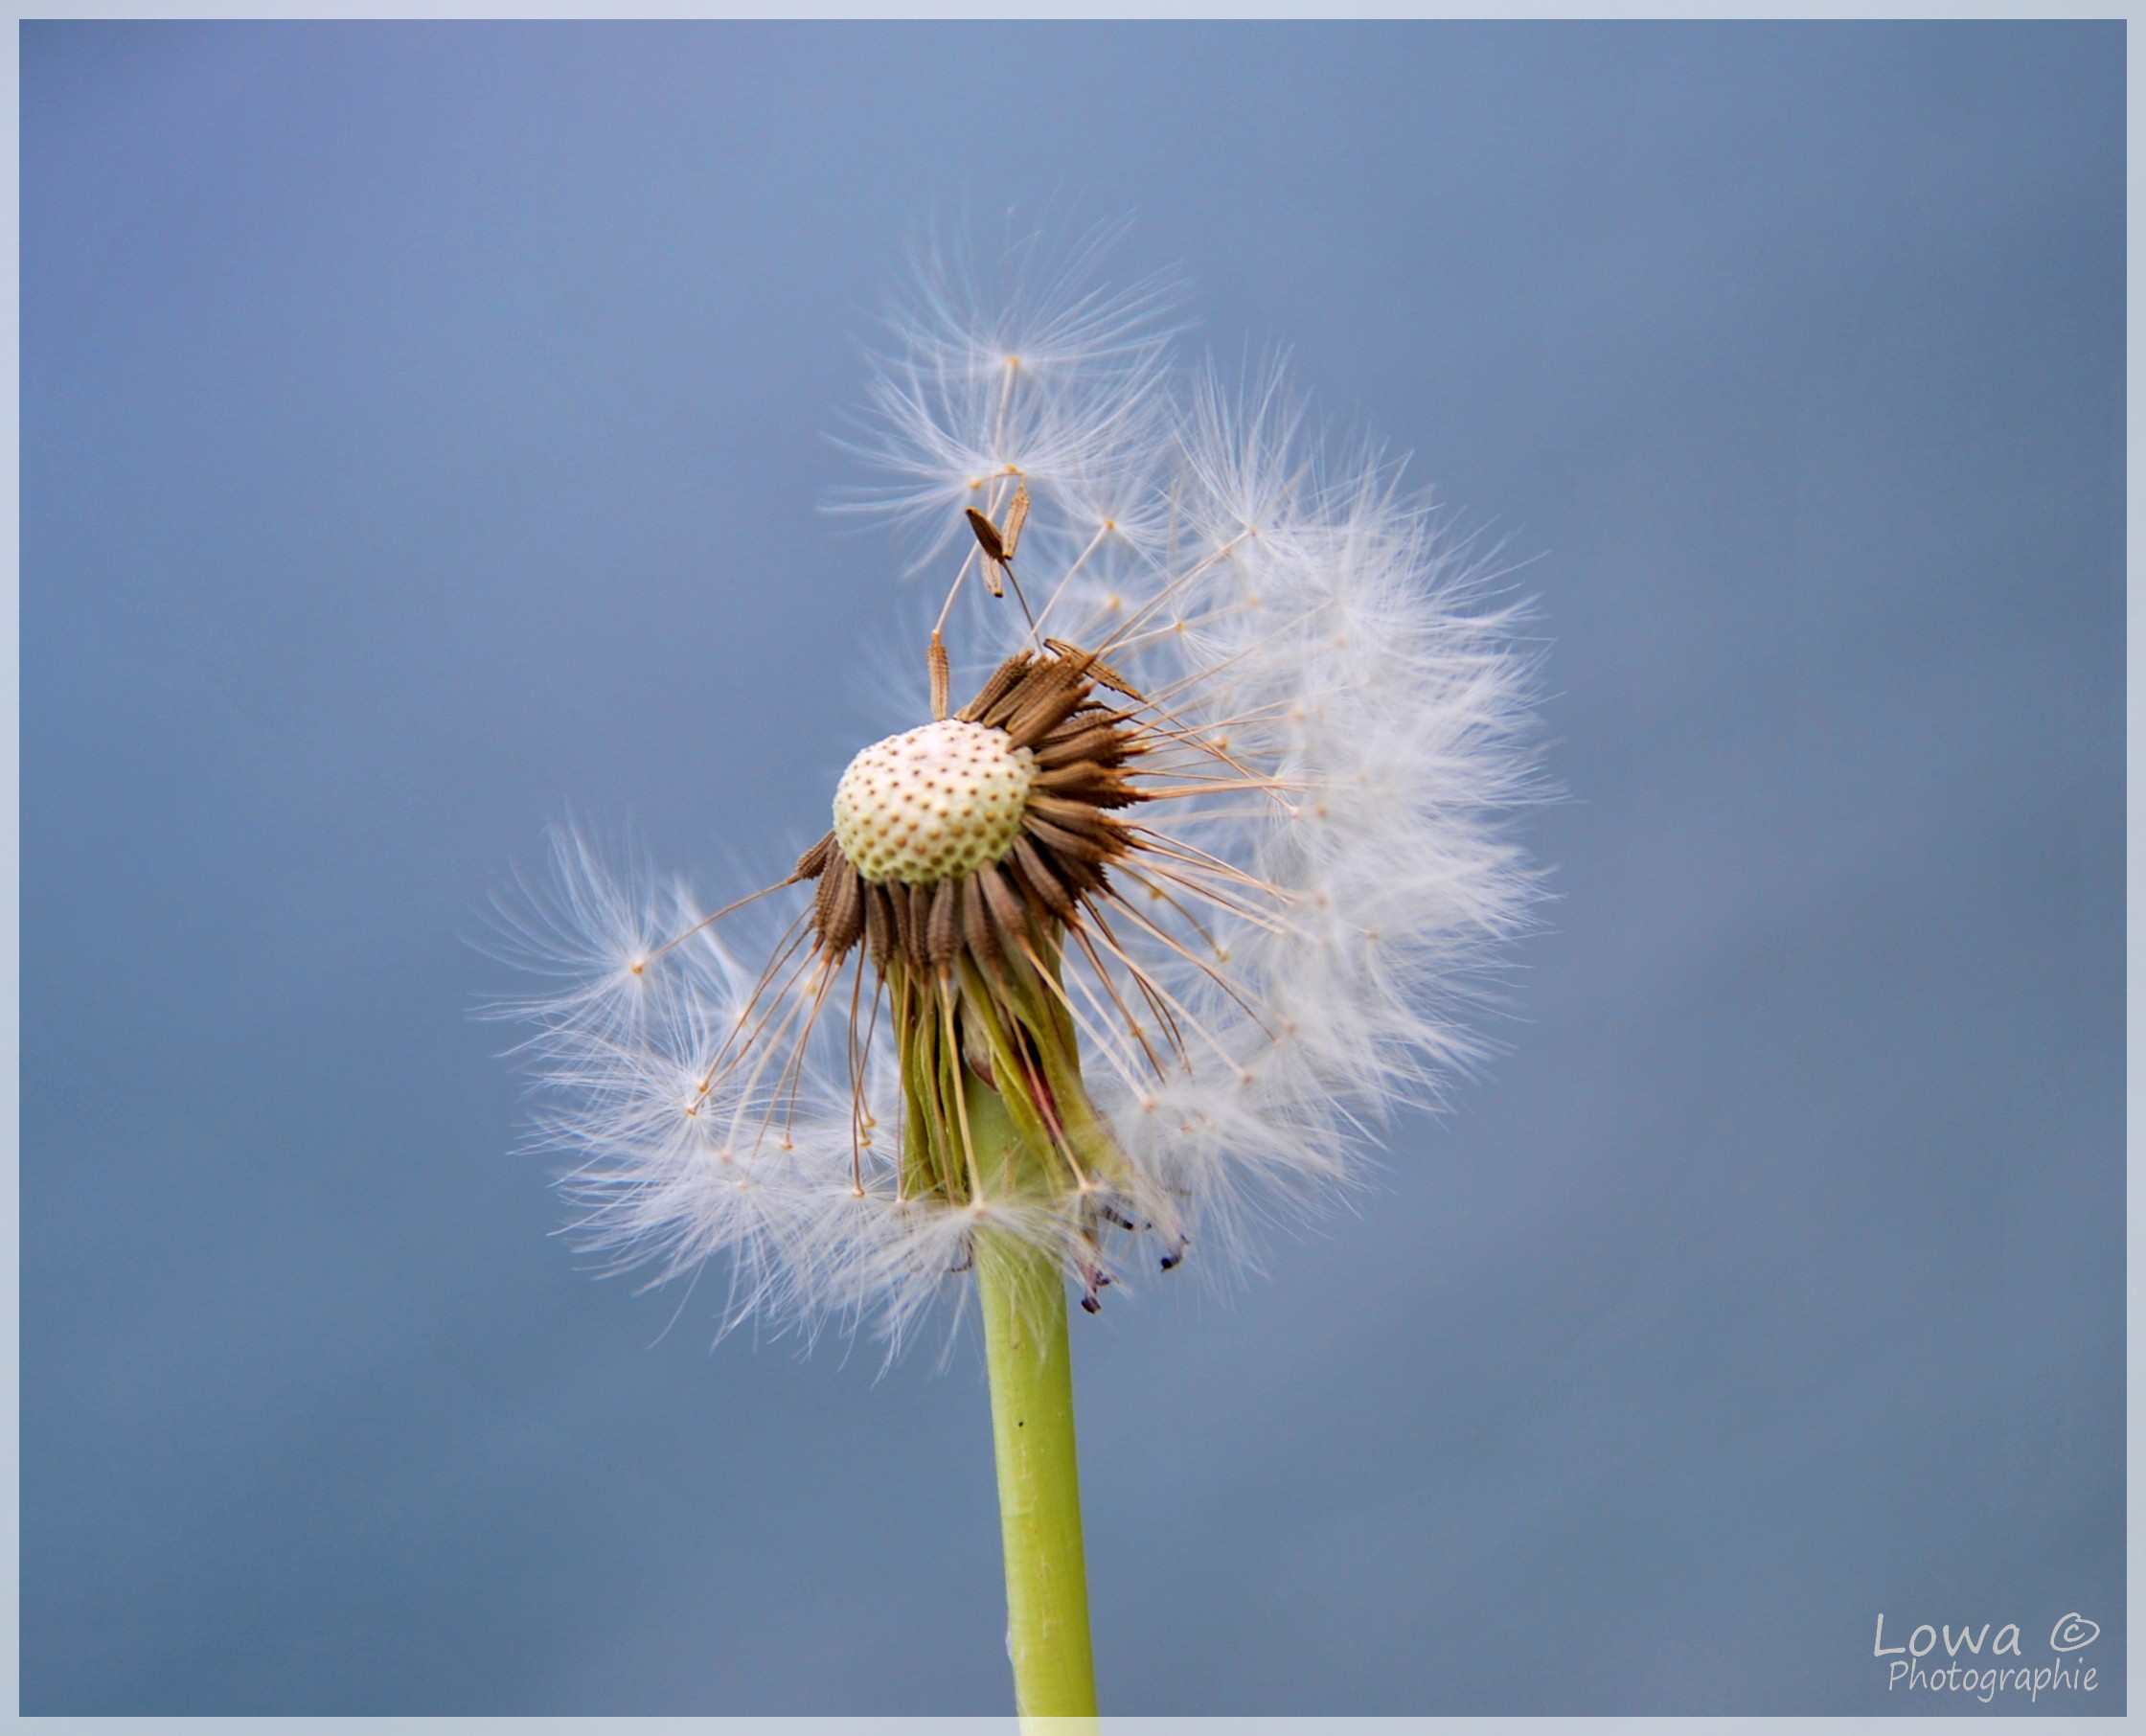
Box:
490;232;1546;1344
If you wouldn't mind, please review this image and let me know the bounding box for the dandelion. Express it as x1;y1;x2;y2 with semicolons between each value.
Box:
492;228;1542;1715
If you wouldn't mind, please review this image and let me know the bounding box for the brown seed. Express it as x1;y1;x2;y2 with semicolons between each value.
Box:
962;869;1001;971
975;861;1031;954
1010;835;1075;919
822;857;863;958
1034;722;1131;769
965;506;1008;563
958;653;1035;726
1026;791;1128;835
811;859;841;935
1024;811;1120;865
927;878;960;971
1004;669;1091;748
864;882;893;969
927;630;951;722
795;831;835;880
886;878;915;960
1042;638;1143;701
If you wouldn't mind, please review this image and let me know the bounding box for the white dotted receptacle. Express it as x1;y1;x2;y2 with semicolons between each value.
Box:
833;720;1036;885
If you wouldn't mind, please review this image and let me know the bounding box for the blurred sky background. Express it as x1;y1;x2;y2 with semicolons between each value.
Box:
21;21;2123;1716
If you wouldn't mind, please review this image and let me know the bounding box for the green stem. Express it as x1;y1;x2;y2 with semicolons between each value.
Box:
968;1085;1098;1718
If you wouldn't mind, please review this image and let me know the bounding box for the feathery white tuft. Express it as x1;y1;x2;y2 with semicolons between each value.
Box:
494;232;1545;1343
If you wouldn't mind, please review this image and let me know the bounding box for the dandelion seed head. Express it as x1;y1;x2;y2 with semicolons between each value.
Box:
492;226;1546;1346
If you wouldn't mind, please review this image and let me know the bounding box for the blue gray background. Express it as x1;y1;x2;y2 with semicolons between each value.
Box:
22;21;2123;1716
